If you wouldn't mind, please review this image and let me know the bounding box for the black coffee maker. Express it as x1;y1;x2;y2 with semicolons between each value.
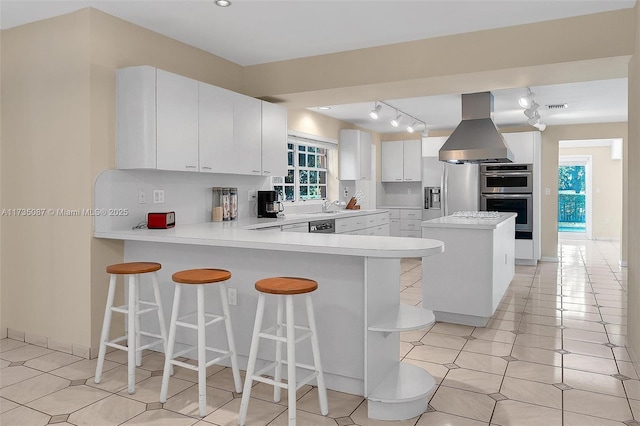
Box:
257;190;283;218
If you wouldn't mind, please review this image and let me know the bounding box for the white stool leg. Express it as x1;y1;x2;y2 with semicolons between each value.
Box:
238;293;266;426
127;275;137;394
95;274;117;383
151;272;172;375
160;283;181;403
306;295;328;415
273;296;284;402
135;275;142;367
286;295;296;426
197;285;207;417
219;284;242;393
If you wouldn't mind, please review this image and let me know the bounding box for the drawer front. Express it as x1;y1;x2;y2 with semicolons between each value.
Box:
388;209;400;219
389;219;401;237
366;212;389;228
400;229;422;238
400;209;422;220
335;216;368;233
400;218;422;231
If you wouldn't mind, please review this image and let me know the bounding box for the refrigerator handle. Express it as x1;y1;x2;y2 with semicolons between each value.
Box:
442;162;448;216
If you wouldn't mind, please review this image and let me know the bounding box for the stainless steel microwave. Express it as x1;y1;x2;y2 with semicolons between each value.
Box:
480;164;533;194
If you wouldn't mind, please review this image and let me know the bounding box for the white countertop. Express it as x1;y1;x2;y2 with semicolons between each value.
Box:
95;212;444;259
377;206;423;210
421;213;517;230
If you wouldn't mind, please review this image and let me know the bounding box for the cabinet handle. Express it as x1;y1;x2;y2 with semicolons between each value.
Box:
202;166;212;170
395;178;402;181
186;165;197;169
263;170;271;174
252;170;261;173
405;178;412;181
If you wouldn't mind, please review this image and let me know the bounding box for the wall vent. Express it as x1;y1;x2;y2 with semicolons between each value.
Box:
546;103;568;110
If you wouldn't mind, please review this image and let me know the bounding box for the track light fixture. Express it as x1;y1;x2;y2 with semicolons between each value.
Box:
390;111;402;128
368;101;427;133
369;103;382;120
519;89;546;131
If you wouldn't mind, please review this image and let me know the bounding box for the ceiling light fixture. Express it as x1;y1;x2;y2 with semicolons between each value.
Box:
317;106;331;110
518;88;535;108
390;111;402;128
369;103;382;119
368;100;427;133
215;0;231;6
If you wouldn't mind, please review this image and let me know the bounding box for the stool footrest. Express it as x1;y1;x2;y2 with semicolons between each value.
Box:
259;328;312;344
251;374;287;389
136;339;164;352
110;302;159;316
168;346;234;369
105;341;128;352
250;368;318;391
175;312;226;330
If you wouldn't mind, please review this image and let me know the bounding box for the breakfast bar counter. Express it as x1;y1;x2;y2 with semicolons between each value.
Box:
95;225;444;420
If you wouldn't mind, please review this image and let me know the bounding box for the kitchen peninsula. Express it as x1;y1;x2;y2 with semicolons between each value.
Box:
95;209;444;420
421;213;516;327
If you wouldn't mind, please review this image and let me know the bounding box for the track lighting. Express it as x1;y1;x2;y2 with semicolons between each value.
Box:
390;112;402;128
533;122;547;131
367;100;427;133
518;88;535;108
369;103;381;120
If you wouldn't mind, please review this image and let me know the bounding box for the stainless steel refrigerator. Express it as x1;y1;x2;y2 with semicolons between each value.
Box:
422;157;480;220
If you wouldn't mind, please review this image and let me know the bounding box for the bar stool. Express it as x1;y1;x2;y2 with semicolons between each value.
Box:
160;268;242;418
238;277;328;426
95;262;169;394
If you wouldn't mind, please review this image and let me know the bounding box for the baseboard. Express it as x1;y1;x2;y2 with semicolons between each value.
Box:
540;257;559;263
620;260;628;268
1;327;7;339
626;337;640;379
5;327;92;359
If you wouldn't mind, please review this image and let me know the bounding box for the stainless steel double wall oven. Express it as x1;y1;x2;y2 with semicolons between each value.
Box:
480;164;534;240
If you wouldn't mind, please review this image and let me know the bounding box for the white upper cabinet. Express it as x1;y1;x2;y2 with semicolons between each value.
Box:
381;140;421;182
198;82;234;173
339;129;372;180
502;131;540;164
117;66;288;176
421;137;448;158
261;101;288;177
232;93;262;175
381;141;404;182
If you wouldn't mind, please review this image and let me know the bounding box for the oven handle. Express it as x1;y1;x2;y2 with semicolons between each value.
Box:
481;172;532;177
481;193;532;199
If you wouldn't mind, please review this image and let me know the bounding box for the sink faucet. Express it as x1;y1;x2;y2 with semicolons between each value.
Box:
322;200;340;213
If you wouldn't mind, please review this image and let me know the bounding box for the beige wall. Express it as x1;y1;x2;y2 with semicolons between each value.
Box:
558;146;623;240
626;4;640;364
539;123;627;260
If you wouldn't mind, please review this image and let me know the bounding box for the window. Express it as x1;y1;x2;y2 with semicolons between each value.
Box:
273;138;329;202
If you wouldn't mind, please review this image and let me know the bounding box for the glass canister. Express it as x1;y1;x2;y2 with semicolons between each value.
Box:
222;188;231;221
230;188;238;220
212;187;224;222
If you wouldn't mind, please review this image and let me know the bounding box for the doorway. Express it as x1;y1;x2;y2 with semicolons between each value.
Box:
558;156;592;239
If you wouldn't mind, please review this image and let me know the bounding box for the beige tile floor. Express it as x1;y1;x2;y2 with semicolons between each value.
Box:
1;239;639;425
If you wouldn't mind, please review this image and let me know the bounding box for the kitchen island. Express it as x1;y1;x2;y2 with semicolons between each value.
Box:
95;224;444;421
421;213;516;327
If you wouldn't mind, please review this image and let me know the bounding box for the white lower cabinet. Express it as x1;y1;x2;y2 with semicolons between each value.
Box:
398;209;423;238
335;212;389;236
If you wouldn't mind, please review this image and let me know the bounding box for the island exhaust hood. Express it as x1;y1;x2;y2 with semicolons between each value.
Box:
439;92;513;164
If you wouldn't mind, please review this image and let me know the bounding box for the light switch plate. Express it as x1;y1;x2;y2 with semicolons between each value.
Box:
153;190;165;204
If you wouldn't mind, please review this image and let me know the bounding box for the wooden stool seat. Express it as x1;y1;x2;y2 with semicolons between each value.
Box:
106;262;161;275
171;268;231;284
255;277;318;295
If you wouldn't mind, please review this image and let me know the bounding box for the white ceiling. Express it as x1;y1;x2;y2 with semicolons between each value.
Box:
0;0;634;132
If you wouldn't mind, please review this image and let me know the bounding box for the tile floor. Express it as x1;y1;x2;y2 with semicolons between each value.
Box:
1;239;638;425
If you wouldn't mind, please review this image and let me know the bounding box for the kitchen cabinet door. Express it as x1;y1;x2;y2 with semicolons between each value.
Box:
261;101;288;177
381;141;404;182
403;140;422;181
117;66;157;169
422;137;448;158
232;93;262;175
199;82;234;173
503;132;538;164
339;129;372;180
156;69;199;172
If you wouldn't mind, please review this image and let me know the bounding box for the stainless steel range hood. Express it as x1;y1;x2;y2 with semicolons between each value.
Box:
439;92;513;164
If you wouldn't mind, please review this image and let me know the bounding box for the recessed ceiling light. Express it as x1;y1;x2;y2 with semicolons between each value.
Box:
317;106;331;110
215;0;231;7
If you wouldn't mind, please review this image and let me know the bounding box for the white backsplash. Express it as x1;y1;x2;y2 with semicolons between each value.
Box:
94;169;271;232
376;182;423;207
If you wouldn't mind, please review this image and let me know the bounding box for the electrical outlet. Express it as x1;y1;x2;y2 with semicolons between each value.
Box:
248;190;256;201
153;190;165;204
545;188;551;196
228;288;237;306
138;189;147;204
